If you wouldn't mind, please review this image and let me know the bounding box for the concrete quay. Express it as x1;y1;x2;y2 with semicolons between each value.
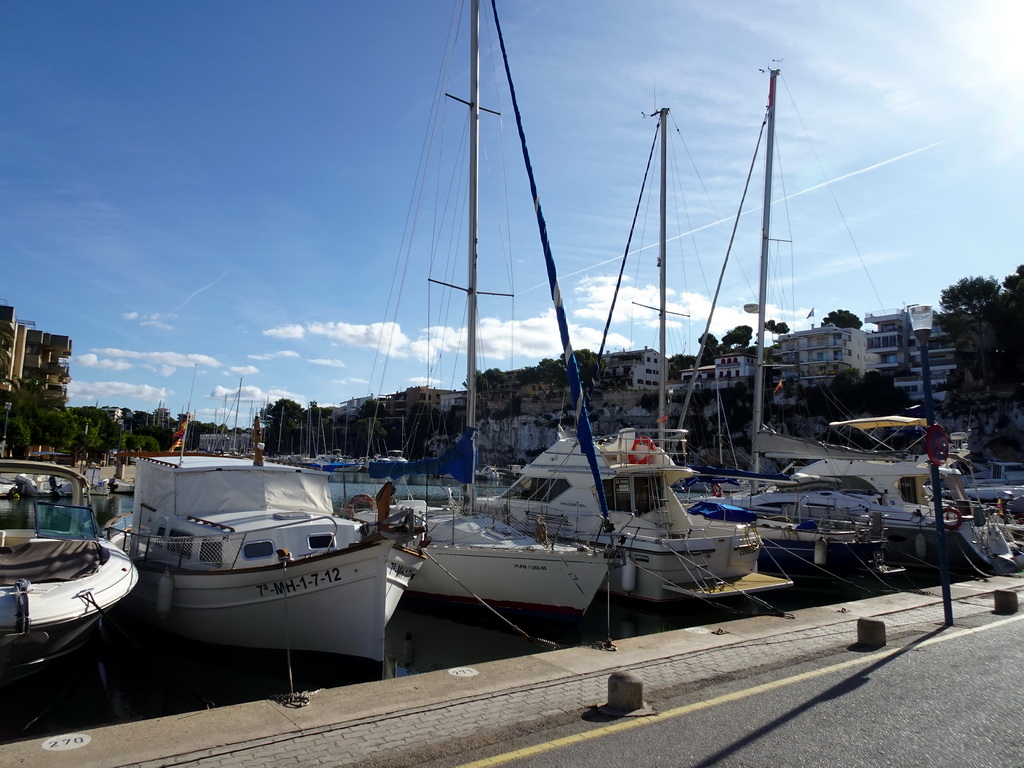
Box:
2;576;1022;768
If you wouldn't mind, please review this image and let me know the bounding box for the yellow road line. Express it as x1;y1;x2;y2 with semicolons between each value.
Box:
460;612;1024;767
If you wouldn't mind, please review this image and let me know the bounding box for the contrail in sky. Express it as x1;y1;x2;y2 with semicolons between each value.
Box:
523;141;944;292
170;270;231;314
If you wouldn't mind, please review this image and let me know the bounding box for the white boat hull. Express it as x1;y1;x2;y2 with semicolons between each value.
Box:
0;539;138;687
122;541;422;664
410;544;610;619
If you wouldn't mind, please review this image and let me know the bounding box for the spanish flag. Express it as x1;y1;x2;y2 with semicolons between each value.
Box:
171;416;189;451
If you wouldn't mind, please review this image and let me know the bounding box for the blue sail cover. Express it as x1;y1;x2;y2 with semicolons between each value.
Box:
491;0;610;523
368;427;476;484
688;500;757;524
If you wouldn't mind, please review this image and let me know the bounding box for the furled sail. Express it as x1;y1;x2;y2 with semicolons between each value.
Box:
368;428;476;484
490;0;611;526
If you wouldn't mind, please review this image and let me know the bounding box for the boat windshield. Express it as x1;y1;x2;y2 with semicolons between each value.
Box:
34;502;100;540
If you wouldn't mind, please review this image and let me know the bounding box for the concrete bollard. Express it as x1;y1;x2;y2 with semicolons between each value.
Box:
857;617;887;648
601;670;651;716
994;590;1019;615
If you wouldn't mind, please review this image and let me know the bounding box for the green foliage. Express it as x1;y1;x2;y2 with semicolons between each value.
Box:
821;309;862;329
721;325;754;350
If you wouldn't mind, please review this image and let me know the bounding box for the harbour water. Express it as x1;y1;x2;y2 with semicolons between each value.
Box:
0;474;949;744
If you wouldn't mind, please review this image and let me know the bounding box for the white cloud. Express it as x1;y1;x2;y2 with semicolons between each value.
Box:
227;365;260;375
74;353;133;371
248;350;300;361
263;324;305;340
67;380;171;405
307;321;411;357
308;358;346;368
91;348;222;369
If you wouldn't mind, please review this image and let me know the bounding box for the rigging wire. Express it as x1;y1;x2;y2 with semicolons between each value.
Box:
778;74;886;310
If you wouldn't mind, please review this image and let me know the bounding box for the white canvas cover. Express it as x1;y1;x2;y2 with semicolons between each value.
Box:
133;456;333;529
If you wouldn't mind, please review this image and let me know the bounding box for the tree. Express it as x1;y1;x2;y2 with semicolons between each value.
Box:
696;333;721;366
765;319;790;336
721;325;754;350
993;265;1024;379
940;275;1001;384
821;309;862;329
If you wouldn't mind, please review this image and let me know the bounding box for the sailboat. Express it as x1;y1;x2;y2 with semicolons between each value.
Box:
475;98;794;603
675;70;897;581
372;0;610;622
706;71;1021;577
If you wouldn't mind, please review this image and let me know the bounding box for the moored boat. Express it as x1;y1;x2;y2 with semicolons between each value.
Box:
110;424;425;670
1;461;138;687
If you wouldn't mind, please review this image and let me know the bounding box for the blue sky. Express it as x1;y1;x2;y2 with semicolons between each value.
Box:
2;1;1020;423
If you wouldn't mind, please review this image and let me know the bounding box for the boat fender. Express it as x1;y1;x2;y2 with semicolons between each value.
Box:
156;569;174;619
628;436;655;465
621;559;637;593
914;533;927;559
943;506;963;531
813;538;827;566
711;483;723;498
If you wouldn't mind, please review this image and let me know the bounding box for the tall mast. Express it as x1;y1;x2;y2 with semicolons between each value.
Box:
751;68;779;474
465;0;480;508
657;107;668;446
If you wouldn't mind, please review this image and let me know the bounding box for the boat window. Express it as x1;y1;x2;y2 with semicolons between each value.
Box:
604;478;632;513
832;476;878;493
308;534;334;550
898;476;922;505
504;477;570;502
243;540;275;560
633;476;662;514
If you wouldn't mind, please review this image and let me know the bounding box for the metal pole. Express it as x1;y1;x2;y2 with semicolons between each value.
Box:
917;331;954;627
2;401;10;457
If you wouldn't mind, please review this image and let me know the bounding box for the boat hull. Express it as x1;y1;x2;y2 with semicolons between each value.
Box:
408;545;610;620
122;541;423;664
603;533;785;603
756;536;887;579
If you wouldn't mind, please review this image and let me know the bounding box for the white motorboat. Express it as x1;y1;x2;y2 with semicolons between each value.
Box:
1;461;138;687
111;428;425;668
747;421;1024;575
477;428;789;603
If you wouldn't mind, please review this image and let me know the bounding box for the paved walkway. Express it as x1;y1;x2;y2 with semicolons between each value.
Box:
3;576;1021;768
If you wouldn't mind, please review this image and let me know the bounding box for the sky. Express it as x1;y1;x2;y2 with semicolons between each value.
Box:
2;1;1021;424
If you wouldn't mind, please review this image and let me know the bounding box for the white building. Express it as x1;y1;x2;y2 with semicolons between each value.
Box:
776;325;868;385
601;348;665;391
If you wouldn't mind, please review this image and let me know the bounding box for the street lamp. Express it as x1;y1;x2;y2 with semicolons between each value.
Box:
908;304;954;627
2;401;11;457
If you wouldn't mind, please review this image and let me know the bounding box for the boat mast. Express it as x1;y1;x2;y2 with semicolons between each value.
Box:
465;0;480;510
751;68;779;474
657;107;668;447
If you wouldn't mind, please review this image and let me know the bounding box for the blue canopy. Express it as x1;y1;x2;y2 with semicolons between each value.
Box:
368;428;476;485
688;500;758;524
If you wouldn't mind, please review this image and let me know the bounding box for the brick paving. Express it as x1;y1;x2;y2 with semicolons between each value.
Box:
4;577;1021;768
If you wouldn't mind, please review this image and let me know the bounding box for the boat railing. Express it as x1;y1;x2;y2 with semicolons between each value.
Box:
120;528;247;571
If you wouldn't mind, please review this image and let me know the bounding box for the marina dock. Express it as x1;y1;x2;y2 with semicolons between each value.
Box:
3;575;1021;767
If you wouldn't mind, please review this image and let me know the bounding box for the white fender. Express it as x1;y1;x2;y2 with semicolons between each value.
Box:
620;559;636;593
156;569;174;618
813;538;827;566
914;533;927;560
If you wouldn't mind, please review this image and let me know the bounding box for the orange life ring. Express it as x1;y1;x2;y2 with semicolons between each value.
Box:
942;506;963;531
348;493;376;515
711;483;723;498
628;435;656;464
